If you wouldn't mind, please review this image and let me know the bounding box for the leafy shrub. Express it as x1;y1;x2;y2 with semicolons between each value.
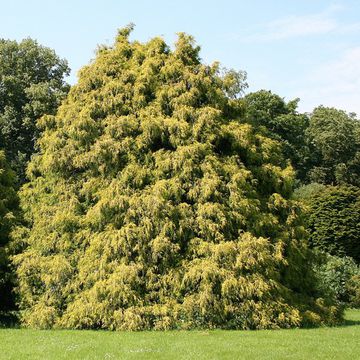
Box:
315;254;360;308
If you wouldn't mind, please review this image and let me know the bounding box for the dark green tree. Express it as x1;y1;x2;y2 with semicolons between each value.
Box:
243;90;310;182
13;28;340;330
0;151;18;319
306;106;360;186
0;38;70;183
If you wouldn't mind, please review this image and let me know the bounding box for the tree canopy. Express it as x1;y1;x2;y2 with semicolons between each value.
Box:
243;90;310;182
0;38;70;182
244;93;360;188
306;106;360;186
13;28;340;330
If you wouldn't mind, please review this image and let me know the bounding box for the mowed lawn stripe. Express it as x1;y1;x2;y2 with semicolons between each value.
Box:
1;309;359;360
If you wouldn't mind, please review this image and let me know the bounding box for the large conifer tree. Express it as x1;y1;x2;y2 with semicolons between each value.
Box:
14;27;340;329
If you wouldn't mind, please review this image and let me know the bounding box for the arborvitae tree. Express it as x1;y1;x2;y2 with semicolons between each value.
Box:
13;27;340;330
0;151;18;318
0;38;70;183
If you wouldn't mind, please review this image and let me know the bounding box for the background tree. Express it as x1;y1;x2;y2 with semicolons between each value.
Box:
295;185;360;263
0;151;18;321
0;38;70;183
243;90;310;182
243;94;360;187
306;106;360;186
13;28;340;330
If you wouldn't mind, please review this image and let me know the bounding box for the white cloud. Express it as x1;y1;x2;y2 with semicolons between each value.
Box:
296;47;360;115
237;5;359;42
255;14;336;41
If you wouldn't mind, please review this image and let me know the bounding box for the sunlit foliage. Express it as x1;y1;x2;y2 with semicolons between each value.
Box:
13;27;340;330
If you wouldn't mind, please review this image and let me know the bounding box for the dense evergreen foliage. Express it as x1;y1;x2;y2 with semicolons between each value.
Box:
299;185;360;263
0;151;18;316
0;38;70;183
12;28;340;330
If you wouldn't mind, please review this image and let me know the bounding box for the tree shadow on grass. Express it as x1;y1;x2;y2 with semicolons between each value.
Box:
341;319;360;327
0;312;19;329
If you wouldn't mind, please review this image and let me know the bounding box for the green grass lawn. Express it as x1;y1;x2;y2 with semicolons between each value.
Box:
1;309;359;360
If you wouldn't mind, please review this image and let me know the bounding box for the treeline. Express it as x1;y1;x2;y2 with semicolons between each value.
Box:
244;91;360;262
0;27;359;329
243;91;360;308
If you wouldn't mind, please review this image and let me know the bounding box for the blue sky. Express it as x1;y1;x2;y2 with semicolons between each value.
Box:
1;0;359;114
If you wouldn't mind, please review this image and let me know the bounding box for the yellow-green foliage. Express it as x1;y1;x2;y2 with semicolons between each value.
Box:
14;27;340;330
